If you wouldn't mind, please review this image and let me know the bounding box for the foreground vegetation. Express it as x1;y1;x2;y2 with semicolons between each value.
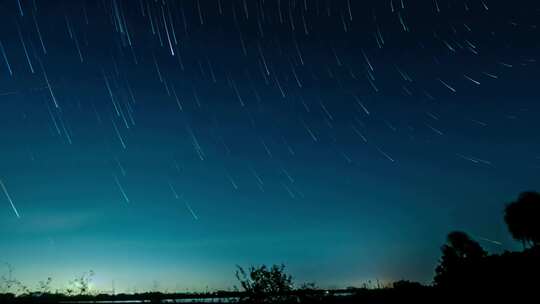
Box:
2;191;540;303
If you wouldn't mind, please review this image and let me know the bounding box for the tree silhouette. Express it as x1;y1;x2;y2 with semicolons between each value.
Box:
235;264;294;304
445;231;487;259
504;191;540;248
434;231;486;287
68;270;94;296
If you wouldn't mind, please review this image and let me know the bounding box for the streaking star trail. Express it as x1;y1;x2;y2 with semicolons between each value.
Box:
0;179;20;218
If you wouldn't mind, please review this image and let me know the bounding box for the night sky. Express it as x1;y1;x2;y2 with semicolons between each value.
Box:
0;0;539;293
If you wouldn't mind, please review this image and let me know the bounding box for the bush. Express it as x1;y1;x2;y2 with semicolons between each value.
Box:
235;264;295;304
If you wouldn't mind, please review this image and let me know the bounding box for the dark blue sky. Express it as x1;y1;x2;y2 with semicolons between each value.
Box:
0;0;539;293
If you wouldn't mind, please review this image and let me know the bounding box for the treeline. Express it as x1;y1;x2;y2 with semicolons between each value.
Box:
429;191;540;301
1;191;540;303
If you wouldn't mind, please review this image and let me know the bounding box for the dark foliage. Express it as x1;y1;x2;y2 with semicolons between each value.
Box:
504;191;540;248
432;192;540;300
433;231;487;286
235;264;294;304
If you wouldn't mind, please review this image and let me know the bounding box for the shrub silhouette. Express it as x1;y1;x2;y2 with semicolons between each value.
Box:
235;264;294;304
504;191;540;248
38;277;52;294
